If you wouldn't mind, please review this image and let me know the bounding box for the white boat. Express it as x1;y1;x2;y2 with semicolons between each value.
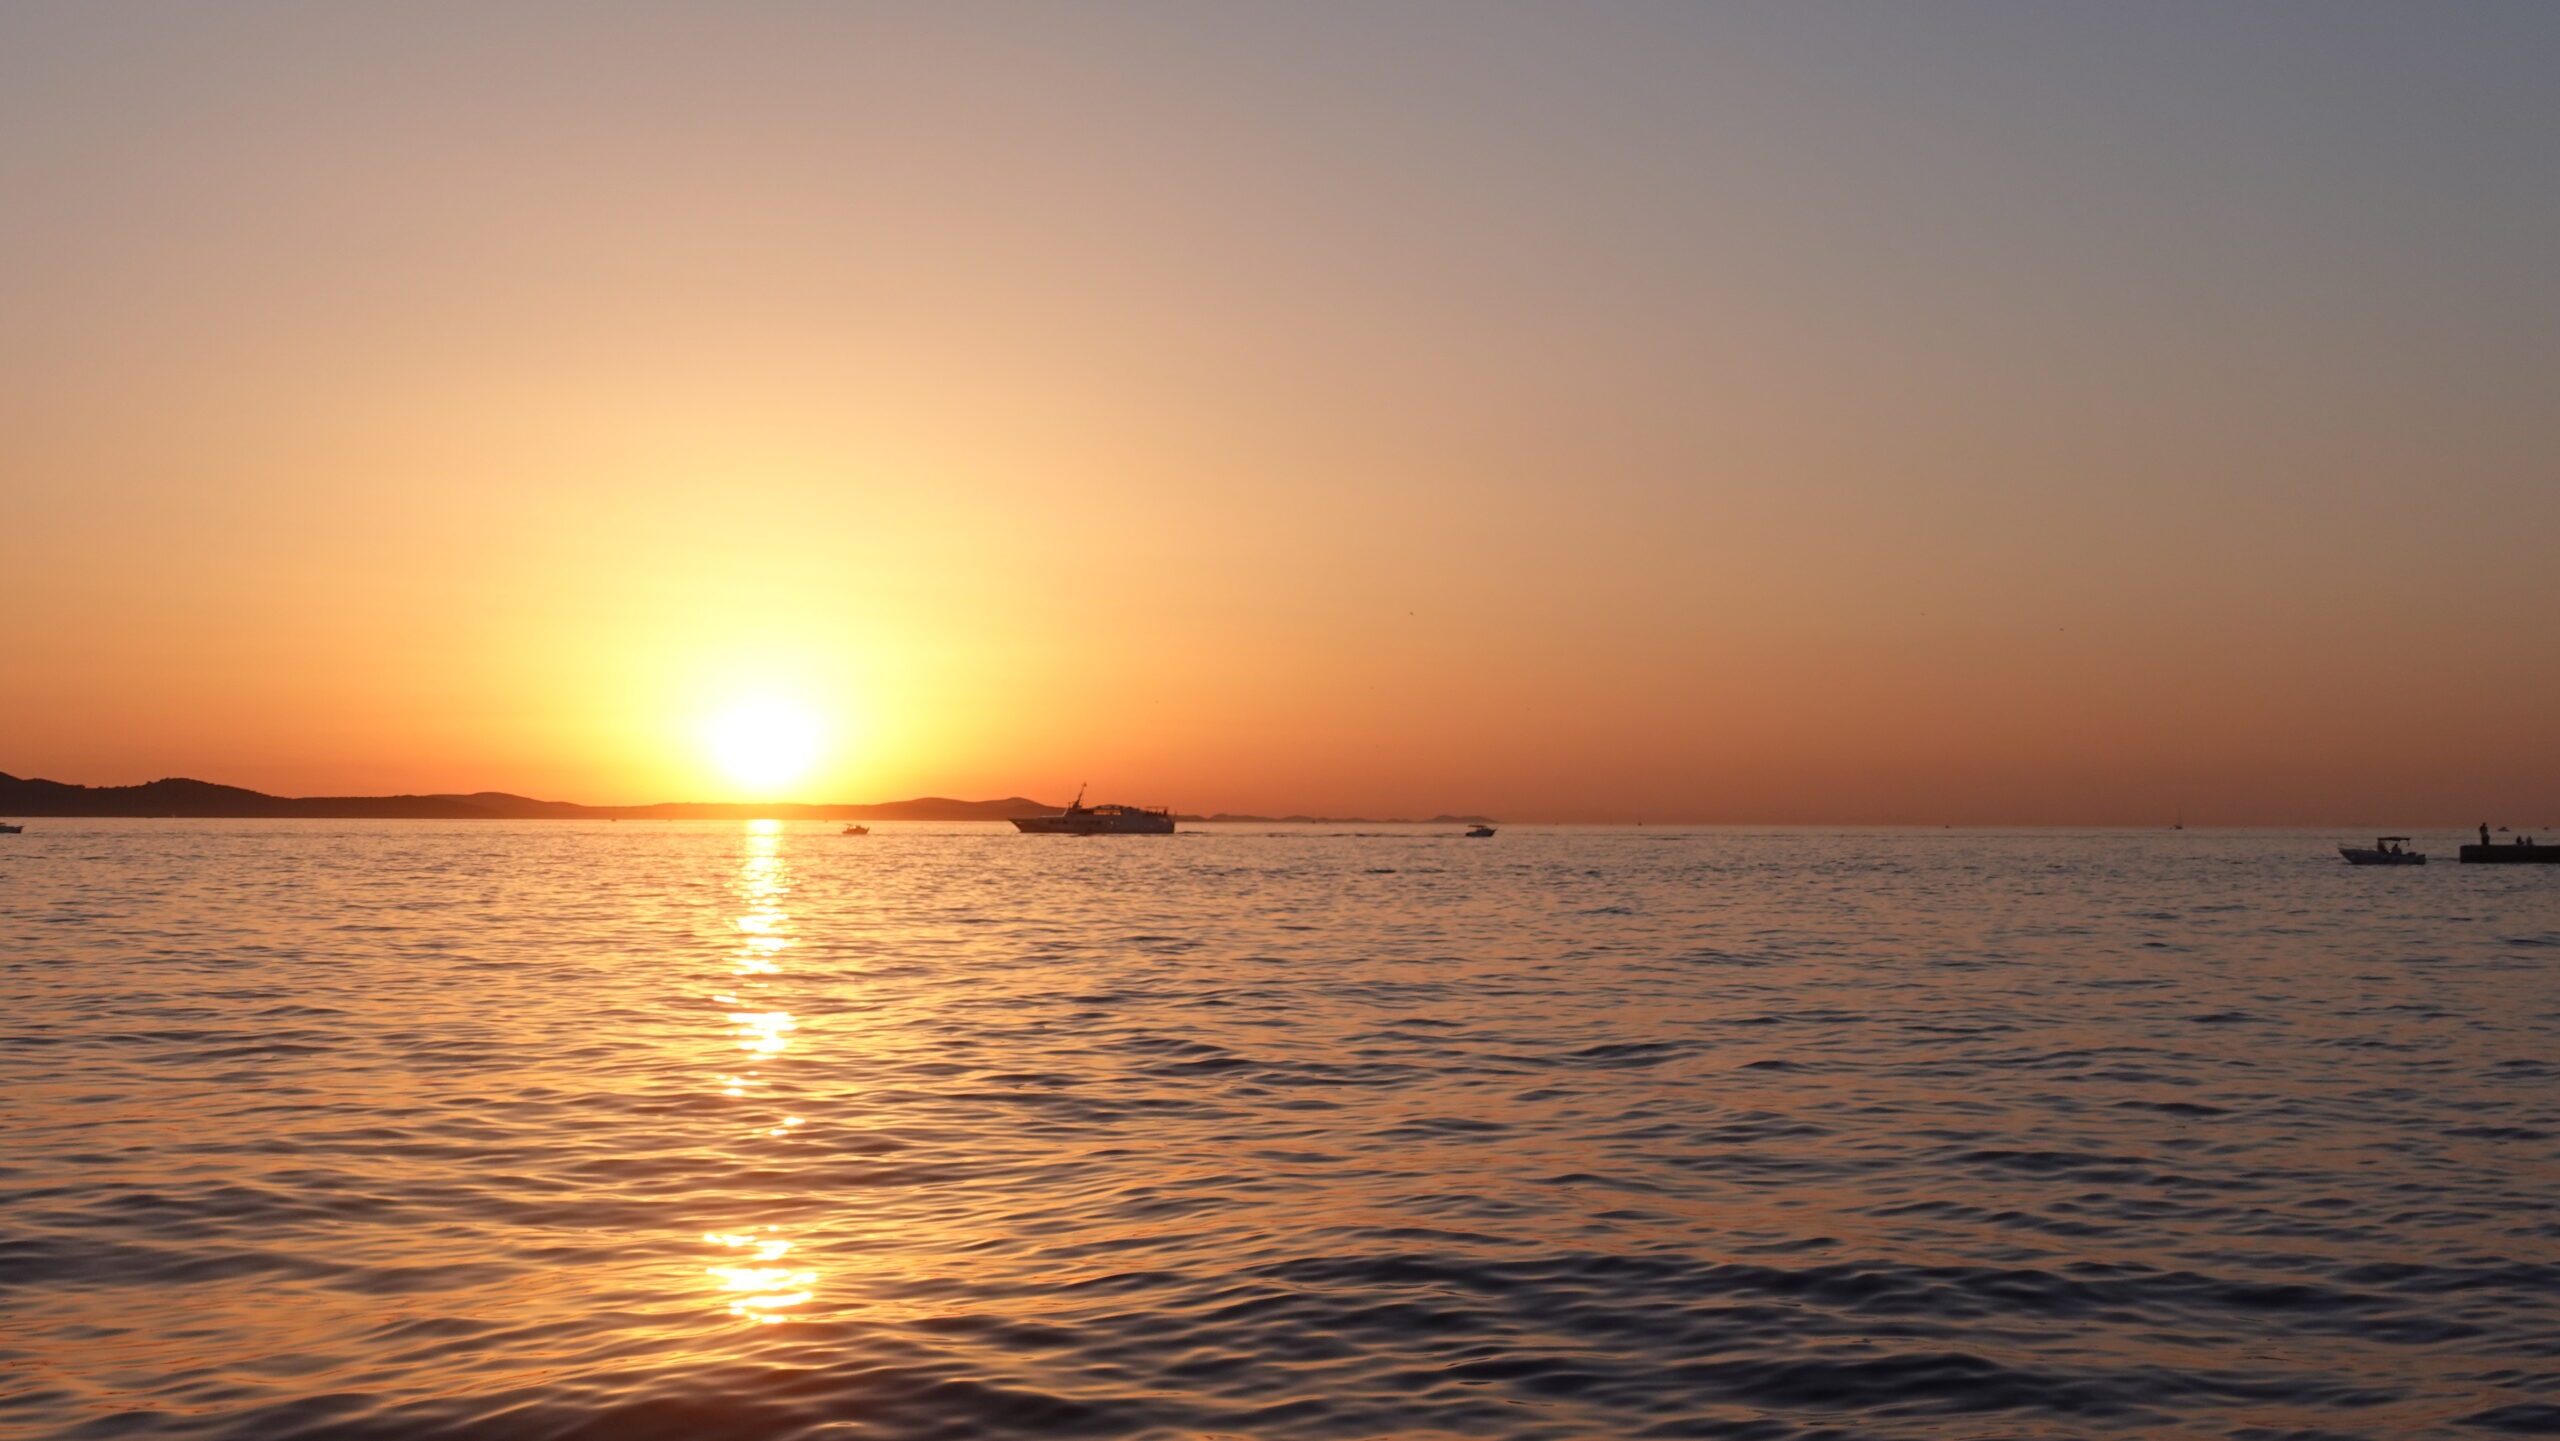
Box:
2339;836;2424;866
841;823;869;836
1012;786;1174;835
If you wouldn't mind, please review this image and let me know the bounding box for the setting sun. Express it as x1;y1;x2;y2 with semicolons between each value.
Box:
706;701;823;794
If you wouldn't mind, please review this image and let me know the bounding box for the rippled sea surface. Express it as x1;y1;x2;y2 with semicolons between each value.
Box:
5;822;2559;1440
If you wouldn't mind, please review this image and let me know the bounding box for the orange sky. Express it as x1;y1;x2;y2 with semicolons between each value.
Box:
5;4;2556;823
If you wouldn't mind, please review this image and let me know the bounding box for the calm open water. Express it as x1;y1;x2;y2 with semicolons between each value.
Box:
3;821;2557;1440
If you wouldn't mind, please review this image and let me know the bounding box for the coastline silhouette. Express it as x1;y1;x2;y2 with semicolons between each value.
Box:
0;771;1492;826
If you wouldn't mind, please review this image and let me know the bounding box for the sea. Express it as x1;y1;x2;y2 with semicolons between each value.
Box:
3;821;2556;1440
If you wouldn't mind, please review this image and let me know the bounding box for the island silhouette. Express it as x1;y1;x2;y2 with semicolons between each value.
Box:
0;773;1490;826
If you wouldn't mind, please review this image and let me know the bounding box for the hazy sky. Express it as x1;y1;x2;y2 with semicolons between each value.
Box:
6;2;2555;822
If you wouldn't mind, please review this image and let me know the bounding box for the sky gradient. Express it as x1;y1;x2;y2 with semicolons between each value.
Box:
6;2;2556;823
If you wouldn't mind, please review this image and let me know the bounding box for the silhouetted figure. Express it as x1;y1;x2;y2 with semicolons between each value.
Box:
2481;823;2492;846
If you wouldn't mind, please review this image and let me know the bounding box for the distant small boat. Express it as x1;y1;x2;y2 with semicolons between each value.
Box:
1464;824;1496;838
2339;836;2424;866
0;822;21;834
841;823;869;836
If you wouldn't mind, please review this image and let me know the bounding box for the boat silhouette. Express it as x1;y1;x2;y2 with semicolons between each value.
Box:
1012;785;1174;836
2339;836;2423;865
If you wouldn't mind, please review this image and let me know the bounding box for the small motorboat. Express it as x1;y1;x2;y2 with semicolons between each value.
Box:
841;824;869;836
1464;825;1496;838
2339;836;2423;865
0;822;21;834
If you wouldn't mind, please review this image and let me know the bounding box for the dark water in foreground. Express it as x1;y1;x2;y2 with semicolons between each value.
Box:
3;821;2557;1440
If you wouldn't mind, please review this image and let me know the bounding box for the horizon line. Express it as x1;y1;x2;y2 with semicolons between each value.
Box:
1;769;2545;831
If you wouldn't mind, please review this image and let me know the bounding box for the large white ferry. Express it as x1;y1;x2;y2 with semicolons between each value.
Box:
1012;787;1175;835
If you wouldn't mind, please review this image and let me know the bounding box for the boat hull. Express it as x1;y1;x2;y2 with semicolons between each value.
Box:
1013;814;1174;835
2340;848;2424;865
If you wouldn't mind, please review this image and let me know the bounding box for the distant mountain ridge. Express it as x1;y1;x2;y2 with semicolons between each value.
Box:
0;773;1496;824
0;773;1057;821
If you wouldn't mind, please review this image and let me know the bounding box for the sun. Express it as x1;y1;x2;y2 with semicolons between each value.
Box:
706;700;824;794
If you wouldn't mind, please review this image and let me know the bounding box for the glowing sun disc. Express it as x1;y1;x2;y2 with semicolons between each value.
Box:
707;701;822;792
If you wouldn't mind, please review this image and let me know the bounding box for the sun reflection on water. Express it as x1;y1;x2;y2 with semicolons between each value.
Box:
704;1229;816;1316
728;1010;797;1055
700;820;820;1323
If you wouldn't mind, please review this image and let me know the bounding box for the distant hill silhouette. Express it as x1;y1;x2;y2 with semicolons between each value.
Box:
0;772;1056;821
0;772;1496;825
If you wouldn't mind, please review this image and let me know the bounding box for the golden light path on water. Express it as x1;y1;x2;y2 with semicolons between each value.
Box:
702;819;818;1323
